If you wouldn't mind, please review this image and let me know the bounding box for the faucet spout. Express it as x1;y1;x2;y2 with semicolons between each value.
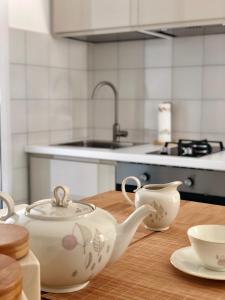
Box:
92;81;128;143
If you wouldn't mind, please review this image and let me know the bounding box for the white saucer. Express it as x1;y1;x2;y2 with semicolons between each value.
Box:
170;246;225;280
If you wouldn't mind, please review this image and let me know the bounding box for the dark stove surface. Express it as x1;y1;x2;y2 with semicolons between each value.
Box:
148;139;224;157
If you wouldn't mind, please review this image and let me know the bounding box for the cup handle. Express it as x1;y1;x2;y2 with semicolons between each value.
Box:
121;176;142;206
0;192;15;221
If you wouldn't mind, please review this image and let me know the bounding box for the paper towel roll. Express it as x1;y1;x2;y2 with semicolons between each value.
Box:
158;102;171;144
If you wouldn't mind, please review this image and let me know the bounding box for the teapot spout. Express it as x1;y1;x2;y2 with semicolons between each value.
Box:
108;204;155;264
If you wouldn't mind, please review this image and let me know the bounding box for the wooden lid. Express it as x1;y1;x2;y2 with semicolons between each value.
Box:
0;254;22;300
0;224;29;260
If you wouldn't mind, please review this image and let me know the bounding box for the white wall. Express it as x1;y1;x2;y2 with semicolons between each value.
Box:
9;0;50;33
0;0;11;193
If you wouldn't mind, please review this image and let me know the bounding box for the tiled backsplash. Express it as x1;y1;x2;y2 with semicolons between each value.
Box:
88;35;225;143
10;28;89;202
10;28;225;202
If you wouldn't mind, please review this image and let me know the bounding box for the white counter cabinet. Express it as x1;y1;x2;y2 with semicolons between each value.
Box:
29;155;115;203
138;0;225;27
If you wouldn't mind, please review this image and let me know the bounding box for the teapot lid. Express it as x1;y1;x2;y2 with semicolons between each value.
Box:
25;186;95;221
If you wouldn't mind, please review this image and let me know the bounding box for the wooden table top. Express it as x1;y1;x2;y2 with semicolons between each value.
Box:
42;191;225;300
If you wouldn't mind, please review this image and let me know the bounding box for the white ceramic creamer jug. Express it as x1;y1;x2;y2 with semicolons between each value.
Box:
122;177;182;231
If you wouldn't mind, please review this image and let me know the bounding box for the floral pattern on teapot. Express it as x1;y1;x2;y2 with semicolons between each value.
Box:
62;222;110;277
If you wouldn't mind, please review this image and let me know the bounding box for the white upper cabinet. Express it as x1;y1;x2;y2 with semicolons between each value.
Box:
52;0;132;34
90;0;131;30
52;0;225;36
139;0;225;27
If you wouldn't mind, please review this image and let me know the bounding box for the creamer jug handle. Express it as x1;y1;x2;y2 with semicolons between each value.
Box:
121;176;142;206
0;192;15;221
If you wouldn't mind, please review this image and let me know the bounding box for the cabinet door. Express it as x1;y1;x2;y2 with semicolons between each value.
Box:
139;0;225;26
52;0;91;33
52;0;131;34
90;0;131;30
50;160;99;200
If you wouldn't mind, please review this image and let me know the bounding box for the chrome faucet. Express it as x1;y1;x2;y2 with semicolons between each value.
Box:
91;81;128;143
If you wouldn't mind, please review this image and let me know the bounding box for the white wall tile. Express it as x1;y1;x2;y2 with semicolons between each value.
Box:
173;67;202;100
145;39;173;68
119;100;144;129
126;129;145;143
28;100;49;132
11;100;27;134
26;31;49;66
204;34;225;65
173;36;203;66
200;132;225;144
10;28;26;64
49;68;69;99
145;68;171;99
144;100;162;130
50;130;73;144
118;40;144;69
73;128;88;140
10;65;26;99
172;131;201;141
93;43;118;70
69;70;88;99
91;128;112;141
69;40;88;70
87;43;94;71
143;130;158;143
27;66;49;99
119;69;144;99
172;100;202;132
12;134;27;168
50;100;73;131
28;132;50;145
203;66;225;99
72;100;88;128
87;99;94;128
49;37;69;68
12;168;28;203
201;100;225;133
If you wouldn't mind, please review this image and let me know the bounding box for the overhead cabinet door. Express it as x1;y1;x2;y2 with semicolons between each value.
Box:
52;0;131;34
90;0;131;30
139;0;225;26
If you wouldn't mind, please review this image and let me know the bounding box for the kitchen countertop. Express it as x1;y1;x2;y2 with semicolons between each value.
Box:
42;191;225;300
25;143;225;171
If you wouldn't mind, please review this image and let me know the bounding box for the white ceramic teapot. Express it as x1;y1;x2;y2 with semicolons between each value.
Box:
0;186;154;293
122;177;182;231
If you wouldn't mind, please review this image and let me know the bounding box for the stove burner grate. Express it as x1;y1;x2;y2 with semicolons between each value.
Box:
149;139;224;157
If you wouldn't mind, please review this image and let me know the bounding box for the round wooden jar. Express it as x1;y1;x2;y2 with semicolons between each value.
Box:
0;224;29;260
0;253;22;300
0;224;40;300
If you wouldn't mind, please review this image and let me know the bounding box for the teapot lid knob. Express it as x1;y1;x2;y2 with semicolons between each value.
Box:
52;185;70;208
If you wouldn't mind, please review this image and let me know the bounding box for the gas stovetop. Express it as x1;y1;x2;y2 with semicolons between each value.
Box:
148;139;224;157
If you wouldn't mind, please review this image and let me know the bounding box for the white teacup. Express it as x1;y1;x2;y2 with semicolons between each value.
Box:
188;225;225;271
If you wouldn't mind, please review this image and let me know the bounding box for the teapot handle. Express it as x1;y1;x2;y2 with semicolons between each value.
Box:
0;192;15;221
121;176;142;206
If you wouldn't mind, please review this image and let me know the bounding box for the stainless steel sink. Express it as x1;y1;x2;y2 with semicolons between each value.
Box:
57;140;140;149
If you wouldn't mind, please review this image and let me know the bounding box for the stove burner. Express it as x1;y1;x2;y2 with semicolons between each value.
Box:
148;139;224;157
